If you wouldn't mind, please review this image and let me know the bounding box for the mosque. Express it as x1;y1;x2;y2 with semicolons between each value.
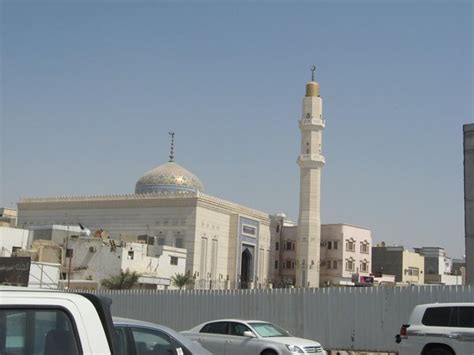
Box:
17;71;325;289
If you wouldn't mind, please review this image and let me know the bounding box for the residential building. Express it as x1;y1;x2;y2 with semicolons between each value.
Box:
0;227;29;257
372;245;425;284
320;224;372;286
0;208;17;228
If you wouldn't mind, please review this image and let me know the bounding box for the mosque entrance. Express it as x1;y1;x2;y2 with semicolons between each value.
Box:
240;247;253;289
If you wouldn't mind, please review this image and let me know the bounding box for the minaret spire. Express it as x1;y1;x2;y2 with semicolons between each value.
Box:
311;65;316;81
168;131;175;162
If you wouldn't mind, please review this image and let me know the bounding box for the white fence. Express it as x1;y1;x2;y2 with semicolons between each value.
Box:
92;285;473;352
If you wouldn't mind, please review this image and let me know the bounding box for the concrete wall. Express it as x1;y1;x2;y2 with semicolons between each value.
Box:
93;285;474;353
464;124;474;285
0;227;30;256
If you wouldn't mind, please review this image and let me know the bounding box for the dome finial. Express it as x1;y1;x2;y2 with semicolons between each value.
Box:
168;131;175;162
311;65;316;82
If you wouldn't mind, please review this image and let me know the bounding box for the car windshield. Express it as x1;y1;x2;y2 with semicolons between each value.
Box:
248;322;291;338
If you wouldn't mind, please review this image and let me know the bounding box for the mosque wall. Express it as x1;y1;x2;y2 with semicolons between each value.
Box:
193;205;231;288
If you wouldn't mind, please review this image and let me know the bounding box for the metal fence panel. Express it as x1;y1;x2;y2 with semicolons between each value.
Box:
89;286;474;352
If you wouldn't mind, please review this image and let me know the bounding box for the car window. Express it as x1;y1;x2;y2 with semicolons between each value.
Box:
131;327;186;355
454;307;474;328
422;307;453;327
248;322;291;337
229;322;253;337
113;326;129;355
0;308;80;355
200;322;229;335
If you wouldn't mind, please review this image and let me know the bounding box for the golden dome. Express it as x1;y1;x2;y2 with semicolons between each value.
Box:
135;162;204;194
305;81;320;97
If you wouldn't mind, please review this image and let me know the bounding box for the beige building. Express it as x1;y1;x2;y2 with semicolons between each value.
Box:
17;161;272;289
372;245;425;284
270;219;373;287
0;208;17;228
320;224;372;286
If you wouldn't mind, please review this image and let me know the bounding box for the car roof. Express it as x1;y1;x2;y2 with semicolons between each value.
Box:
416;302;474;308
202;319;270;323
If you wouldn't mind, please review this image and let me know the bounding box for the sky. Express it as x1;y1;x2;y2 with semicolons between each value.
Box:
1;0;472;258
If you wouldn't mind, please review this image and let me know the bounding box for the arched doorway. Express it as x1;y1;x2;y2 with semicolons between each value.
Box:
240;248;252;289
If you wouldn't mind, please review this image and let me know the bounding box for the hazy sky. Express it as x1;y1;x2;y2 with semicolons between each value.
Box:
1;1;472;257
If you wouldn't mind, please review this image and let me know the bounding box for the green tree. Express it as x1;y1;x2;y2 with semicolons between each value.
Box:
171;273;193;290
101;269;140;290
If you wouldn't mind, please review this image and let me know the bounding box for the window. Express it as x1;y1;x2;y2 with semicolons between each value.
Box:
0;308;80;355
286;260;292;269
292;243;295;251
326;260;331;269
346;240;355;252
275;242;279;251
230;322;253;336
248;322;291;338
170;256;178;265
457;307;474;328
128;250;134;260
174;238;183;248
286;242;292;251
274;260;279;269
276;225;280;233
131;327;187;355
346;260;355;271
360;243;369;253
334;241;338;250
405;267;419;276
422;307;452;327
201;322;229;335
332;260;338;269
327;241;332;250
360;262;368;272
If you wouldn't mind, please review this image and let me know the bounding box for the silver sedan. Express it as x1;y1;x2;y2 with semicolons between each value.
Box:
181;319;327;355
113;317;212;355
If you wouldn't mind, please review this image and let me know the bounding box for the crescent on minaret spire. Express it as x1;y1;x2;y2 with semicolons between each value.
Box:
311;65;316;81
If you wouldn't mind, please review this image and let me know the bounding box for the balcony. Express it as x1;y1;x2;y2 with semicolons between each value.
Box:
298;118;325;130
297;154;325;168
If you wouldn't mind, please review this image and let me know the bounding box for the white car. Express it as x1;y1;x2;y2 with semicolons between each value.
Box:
396;302;474;355
181;319;327;355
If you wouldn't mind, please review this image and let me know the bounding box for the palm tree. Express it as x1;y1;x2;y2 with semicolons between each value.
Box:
171;273;193;290
101;269;140;290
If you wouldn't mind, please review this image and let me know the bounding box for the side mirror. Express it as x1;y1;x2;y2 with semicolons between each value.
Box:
395;334;401;344
243;331;256;338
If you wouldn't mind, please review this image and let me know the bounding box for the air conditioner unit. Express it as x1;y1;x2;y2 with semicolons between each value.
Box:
89;246;97;253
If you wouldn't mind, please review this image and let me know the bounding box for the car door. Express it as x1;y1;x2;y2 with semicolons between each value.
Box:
445;306;474;354
197;321;230;354
225;322;259;355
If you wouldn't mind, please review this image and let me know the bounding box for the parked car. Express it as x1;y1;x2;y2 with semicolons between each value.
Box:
181;319;327;355
113;317;212;355
396;302;474;355
0;286;117;355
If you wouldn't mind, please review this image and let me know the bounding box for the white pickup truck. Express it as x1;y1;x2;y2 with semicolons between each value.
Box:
0;287;119;355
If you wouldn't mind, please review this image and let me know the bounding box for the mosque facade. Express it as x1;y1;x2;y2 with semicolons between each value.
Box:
17;74;325;289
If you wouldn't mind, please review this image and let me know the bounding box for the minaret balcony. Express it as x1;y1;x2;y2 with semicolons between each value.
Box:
298;118;325;130
297;154;326;168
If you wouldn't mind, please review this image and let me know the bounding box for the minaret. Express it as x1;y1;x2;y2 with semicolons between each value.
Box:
296;66;325;288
